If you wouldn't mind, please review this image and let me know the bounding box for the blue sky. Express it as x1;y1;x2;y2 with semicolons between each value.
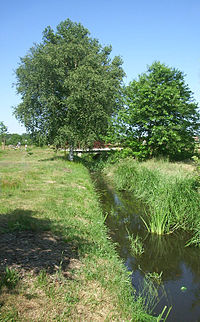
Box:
1;0;200;134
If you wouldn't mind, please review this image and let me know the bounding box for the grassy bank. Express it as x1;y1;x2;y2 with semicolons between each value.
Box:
104;158;200;236
0;148;160;321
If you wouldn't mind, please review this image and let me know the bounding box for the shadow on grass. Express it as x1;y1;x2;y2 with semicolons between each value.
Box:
38;152;110;170
0;209;86;275
38;154;68;162
0;209;51;234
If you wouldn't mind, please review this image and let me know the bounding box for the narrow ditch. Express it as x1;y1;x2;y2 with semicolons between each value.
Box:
92;173;200;321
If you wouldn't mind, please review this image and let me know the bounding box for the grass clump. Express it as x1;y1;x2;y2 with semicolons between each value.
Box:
0;267;20;290
107;158;200;235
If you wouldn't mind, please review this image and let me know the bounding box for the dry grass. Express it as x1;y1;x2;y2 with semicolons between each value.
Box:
142;158;195;176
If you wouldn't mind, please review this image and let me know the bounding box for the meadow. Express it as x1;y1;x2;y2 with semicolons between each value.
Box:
0;147;164;321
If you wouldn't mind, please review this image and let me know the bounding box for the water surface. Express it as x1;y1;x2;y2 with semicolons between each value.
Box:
93;174;200;321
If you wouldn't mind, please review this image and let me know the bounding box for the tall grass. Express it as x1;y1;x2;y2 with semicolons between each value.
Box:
110;159;200;235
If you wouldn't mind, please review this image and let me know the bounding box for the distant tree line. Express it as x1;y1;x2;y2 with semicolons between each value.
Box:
6;133;33;146
0;124;33;147
13;19;199;160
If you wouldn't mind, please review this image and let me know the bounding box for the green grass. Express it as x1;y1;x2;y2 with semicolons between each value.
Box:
105;158;200;236
0;267;20;290
0;147;162;321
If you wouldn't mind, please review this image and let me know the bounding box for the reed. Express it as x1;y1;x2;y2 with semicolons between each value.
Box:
111;159;200;235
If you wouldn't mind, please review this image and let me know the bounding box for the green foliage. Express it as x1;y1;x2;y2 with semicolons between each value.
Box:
101;148;135;165
137;271;170;319
14;19;125;152
116;147;134;159
145;272;163;286
192;155;200;187
185;227;200;248
5;133;32;146
0;267;20;289
36;269;48;288
77;148;135;172
117;62;199;160
0;307;19;321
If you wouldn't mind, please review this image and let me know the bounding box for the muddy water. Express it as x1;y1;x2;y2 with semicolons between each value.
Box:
93;174;200;322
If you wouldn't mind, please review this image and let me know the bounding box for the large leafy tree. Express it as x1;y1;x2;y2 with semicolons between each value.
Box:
14;19;124;159
119;62;199;160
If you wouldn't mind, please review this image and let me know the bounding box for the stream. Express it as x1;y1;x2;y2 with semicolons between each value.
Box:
93;174;200;321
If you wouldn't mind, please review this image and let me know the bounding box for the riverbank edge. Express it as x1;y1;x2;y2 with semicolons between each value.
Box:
103;158;199;237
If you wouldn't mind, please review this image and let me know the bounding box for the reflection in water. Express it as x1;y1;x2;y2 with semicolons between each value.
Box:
93;174;200;322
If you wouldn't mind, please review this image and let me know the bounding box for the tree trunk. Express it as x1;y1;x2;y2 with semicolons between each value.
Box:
2;138;5;150
69;145;74;161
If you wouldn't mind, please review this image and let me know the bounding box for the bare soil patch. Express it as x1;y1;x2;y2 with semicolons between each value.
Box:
0;230;78;276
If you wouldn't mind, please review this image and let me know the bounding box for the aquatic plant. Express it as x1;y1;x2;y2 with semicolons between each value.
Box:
126;228;144;256
137;270;171;320
145;271;163;286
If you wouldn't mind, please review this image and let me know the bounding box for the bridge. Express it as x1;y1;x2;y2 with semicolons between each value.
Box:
65;147;123;154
